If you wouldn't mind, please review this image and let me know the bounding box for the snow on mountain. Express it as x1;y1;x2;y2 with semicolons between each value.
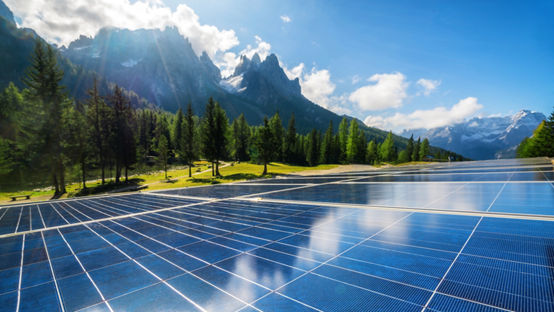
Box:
401;110;546;160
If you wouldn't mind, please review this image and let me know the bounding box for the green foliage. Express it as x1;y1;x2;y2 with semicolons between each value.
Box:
319;121;334;164
366;140;378;164
412;137;421;161
306;129;319;166
231;113;250;162
255;117;276;174
338;117;349;162
157;135;169;179
517;110;554;158
346;119;361;163
269;112;284;161
379;131;395;162
419;138;430;160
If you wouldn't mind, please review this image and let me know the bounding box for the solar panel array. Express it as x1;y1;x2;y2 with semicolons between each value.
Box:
0;158;553;311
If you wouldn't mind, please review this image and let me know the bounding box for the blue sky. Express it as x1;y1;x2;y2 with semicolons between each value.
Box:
7;0;554;131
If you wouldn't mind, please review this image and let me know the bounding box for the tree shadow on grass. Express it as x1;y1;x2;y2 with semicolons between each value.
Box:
219;173;260;181
190;178;220;184
71;178;145;197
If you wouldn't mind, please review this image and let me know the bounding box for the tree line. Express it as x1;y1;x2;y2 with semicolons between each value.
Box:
517;108;554;158
0;41;462;195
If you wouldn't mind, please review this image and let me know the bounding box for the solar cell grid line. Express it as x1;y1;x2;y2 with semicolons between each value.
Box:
15;233;25;312
84;221;265;312
77;223;213;312
86;202;351;311
56;228;115;312
248;211;417;309
13;206;23;234
40;231;64;312
421;173;514;311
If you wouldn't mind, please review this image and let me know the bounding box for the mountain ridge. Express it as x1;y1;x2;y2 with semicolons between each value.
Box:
400;110;546;159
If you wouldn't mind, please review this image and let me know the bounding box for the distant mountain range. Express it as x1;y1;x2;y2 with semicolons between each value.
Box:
401;110;546;160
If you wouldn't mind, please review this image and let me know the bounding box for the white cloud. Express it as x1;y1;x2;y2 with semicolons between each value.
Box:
364;97;483;132
352;75;362;84
280;15;291;23
5;0;239;57
216;35;272;77
349;72;409;111
417;78;441;96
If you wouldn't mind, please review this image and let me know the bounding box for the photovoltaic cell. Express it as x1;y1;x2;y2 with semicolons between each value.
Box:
0;158;552;311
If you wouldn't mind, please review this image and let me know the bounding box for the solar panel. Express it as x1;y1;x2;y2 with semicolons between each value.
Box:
0;158;552;311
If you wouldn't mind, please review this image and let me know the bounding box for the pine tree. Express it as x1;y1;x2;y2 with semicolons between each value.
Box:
67;102;92;190
182;103;196;177
269;112;284;161
379;131;395;162
406;134;414;161
157;135;169;180
412;137;421;161
419;138;430;161
284;113;297;163
346;120;360;163
366;140;378;164
213;102;228;176
110;85;136;183
201;98;217;176
255;117;276;175
338;117;349;162
231;114;250;162
85;77;111;184
23;41;69;195
173;107;184;158
306;129;318;166
319;121;334;164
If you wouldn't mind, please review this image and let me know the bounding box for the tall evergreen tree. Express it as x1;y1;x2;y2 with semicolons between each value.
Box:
379;131;395;162
23;41;69;195
231;114;250;162
366;140;378;164
319;121;334;164
66;103;91;190
255;117;276;175
406;134;414;161
172;107;184;157
157;135;169;180
284;113;297;163
346;120;360;163
306;129;319;166
201;98;217;176
85;77;111;184
110;85;136;183
213;102;228;176
412;137;421;161
182;103;196;177
338;117;349;162
269;112;284;161
419;138;430;161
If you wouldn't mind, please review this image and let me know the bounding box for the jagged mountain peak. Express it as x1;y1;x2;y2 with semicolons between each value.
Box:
400;110;546;159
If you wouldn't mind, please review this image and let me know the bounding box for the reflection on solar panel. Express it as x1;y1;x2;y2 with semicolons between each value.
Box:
0;158;552;311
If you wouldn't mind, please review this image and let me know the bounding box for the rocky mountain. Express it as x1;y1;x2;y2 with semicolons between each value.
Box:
61;26;394;137
0;8;151;108
401;110;546;159
0;0;459;154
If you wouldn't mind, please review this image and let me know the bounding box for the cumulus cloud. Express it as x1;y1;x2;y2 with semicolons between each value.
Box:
5;0;239;57
417;78;441;96
216;35;272;77
364;97;483;131
280;15;291;23
283;63;349;114
349;72;409;111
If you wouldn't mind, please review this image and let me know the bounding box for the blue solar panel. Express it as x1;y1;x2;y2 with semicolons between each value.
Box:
0;158;552;311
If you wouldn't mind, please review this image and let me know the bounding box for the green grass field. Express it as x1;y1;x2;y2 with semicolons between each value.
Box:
0;162;338;205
